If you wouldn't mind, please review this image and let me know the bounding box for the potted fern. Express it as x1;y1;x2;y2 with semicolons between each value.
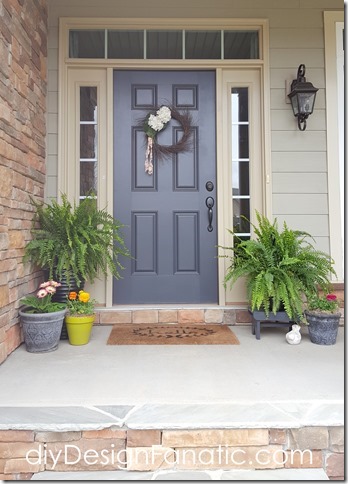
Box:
24;194;129;288
221;211;336;322
23;195;130;339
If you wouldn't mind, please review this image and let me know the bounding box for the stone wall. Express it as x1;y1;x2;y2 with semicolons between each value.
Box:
0;427;344;480
0;0;48;364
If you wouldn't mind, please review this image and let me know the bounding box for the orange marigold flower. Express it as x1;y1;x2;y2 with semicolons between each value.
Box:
69;291;78;300
79;291;90;303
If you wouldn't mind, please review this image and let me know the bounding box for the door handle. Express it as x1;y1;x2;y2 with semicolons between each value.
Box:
206;197;214;232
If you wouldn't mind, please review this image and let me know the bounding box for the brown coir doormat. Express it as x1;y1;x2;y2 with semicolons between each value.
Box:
107;324;239;345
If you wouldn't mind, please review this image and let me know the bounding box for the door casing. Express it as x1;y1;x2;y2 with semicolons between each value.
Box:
59;19;272;307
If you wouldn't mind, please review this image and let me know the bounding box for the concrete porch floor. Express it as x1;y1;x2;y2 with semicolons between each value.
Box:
0;325;344;481
0;325;343;426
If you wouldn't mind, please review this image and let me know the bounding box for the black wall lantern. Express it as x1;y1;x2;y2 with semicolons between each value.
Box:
288;64;318;131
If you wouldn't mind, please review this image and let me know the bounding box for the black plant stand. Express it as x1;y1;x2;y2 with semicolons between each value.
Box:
249;308;294;340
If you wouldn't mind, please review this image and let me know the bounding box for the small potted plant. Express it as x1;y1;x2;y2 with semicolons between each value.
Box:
65;290;96;345
305;293;341;345
19;281;67;353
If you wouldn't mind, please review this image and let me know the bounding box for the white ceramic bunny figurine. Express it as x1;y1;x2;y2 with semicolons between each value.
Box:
286;324;301;345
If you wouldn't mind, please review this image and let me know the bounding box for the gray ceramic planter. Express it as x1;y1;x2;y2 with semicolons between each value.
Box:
305;310;341;345
19;308;67;353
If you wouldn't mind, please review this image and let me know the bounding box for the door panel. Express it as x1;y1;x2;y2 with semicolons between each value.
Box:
113;70;217;304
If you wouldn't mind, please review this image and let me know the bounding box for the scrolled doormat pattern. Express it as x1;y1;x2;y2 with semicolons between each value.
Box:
107;324;239;345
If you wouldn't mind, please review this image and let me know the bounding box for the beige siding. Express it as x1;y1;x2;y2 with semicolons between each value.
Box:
271;152;327;172
273;173;328;194
272;194;328;214
270;28;324;48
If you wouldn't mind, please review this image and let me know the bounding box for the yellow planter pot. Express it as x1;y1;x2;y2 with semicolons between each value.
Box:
65;314;95;345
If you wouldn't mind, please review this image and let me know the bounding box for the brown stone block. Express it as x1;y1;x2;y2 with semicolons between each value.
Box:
162;429;269;448
0;343;7;365
236;310;253;324
34;431;82;443
269;429;287;445
5;324;22;355
98;311;132;325
288;427;329;450
175;445;284;470
46;438;125;471
0;442;42;459
126;446;174;471
0;259;17;273
329;427;344;453
223;310;236;325
0;431;34;443
12;172;27;191
178;310;205;324
284;450;322;468
158;310;178;323
132;310;158;324
0;285;10;308
82;429;126;439
4;457;44;474
0;166;13;197
325;453;345;477
204;309;224;323
127;430;162;447
0;328;5;343
8;231;25;249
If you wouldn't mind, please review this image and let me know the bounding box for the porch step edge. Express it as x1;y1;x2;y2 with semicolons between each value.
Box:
30;468;330;480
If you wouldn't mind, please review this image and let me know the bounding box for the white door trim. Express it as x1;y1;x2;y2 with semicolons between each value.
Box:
324;11;344;281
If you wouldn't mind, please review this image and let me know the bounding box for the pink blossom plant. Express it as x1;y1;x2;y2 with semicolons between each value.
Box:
21;281;66;314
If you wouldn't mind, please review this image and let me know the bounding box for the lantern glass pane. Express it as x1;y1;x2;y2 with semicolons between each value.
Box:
290;94;299;115
298;92;315;114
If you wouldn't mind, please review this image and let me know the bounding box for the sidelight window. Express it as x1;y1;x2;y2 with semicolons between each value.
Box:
79;86;98;200
231;87;250;242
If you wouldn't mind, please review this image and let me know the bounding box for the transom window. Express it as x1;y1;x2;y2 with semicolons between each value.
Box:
69;29;259;59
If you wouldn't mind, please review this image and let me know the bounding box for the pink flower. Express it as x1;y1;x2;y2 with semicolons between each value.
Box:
49;281;61;288
37;289;48;298
45;285;56;294
39;282;51;288
326;294;337;301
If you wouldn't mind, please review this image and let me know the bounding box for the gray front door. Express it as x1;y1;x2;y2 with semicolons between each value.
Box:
113;70;217;304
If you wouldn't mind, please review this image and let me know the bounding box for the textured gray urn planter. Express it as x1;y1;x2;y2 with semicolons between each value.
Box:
305;310;341;345
19;308;67;353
